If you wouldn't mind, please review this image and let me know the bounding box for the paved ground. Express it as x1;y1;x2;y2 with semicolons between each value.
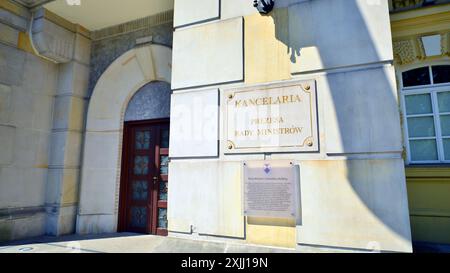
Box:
1;233;449;253
0;233;296;253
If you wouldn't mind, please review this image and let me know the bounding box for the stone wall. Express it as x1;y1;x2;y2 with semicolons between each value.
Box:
0;2;92;241
0;10;58;241
0;2;174;241
168;0;413;252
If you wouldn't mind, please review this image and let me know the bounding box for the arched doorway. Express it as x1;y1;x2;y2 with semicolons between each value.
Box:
77;44;172;235
118;81;171;235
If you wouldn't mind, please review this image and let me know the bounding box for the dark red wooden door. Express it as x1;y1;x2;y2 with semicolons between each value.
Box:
118;119;169;235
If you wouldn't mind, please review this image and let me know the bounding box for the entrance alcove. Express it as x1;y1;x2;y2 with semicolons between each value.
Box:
76;44;172;234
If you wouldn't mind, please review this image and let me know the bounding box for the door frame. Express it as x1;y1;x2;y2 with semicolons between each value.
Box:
117;118;170;233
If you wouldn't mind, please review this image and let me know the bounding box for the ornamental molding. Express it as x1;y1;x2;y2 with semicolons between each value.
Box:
393;32;450;65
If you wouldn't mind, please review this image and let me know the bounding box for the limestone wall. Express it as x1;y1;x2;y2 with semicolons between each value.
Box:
0;3;92;241
169;0;413;252
0;24;58;241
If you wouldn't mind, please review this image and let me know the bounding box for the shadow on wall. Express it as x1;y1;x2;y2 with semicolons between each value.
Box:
267;0;411;250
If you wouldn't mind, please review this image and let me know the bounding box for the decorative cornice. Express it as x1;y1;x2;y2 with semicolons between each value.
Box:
30;7;91;63
393;32;450;65
391;9;450;39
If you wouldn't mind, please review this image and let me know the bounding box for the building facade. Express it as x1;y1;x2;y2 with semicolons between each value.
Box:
0;0;448;252
390;0;450;245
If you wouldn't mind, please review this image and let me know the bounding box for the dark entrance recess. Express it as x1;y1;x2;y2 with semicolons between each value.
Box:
118;119;169;236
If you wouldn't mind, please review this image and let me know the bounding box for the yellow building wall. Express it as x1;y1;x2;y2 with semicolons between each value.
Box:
406;167;450;244
391;4;450;246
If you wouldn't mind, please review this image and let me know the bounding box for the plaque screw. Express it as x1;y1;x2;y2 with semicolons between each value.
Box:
228;94;234;99
307;140;313;147
304;85;311;91
228;144;233;149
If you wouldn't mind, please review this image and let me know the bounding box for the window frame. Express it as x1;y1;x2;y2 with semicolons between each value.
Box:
399;63;450;165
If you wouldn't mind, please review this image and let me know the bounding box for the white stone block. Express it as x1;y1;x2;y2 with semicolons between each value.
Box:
11;212;46;240
0;43;26;86
76;214;117;235
174;0;220;27
21;52;58;96
73;33;91;65
0;22;19;46
323;65;402;154
0;167;47;208
10;86;33;129
45;168;63;205
33;130;50;167
0;84;12;124
170;89;219;158
46;205;77;236
31;94;54;131
172;18;244;90
296;159;412;252
49;131;83;167
0;125;15;165
78;168;118;215
13;128;38;167
82;132;120;169
168;160;244;238
52;95;86;131
221;0;270;19
57;61;90;98
288;0;393;73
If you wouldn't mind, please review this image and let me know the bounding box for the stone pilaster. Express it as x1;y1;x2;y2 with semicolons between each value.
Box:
45;31;91;236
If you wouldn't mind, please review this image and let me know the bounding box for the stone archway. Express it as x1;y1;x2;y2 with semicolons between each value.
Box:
76;44;172;234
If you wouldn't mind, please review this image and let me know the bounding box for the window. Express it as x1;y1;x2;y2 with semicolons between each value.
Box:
401;65;450;164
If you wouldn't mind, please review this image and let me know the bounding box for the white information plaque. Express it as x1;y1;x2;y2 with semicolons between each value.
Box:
243;160;297;218
224;80;318;154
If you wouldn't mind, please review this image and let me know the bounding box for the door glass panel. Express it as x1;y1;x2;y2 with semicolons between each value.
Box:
134;156;149;175
432;65;450;84
440;115;450;136
135;131;151;150
402;67;431;87
130;207;147;228
410;139;438;161
159;181;168;201
437;92;450;113
444;139;450;160
132;181;148;201
160;155;169;175
158;208;168;229
407;116;435;137
161;127;169;148
405;94;433;115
